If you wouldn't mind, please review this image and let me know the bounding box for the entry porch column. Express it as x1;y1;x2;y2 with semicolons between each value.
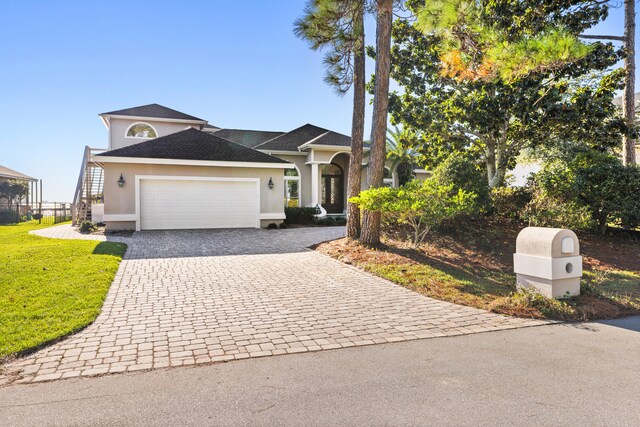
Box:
310;163;319;206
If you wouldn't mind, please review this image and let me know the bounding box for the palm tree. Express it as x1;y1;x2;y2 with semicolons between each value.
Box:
360;0;394;245
294;0;367;238
386;125;421;186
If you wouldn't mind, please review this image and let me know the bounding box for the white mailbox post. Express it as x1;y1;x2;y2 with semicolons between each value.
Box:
513;227;582;299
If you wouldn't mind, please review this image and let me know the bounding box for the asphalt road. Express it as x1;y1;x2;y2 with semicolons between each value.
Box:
1;317;639;426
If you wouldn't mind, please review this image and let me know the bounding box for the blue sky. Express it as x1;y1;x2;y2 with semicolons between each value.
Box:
0;1;631;201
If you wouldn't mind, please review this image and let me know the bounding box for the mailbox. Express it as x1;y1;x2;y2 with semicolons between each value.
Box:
513;227;582;299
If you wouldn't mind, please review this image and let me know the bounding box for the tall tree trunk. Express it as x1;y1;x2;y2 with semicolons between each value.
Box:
623;0;636;165
346;5;366;239
361;0;393;245
485;138;497;188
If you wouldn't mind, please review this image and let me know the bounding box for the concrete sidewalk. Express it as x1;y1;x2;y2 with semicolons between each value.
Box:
2;317;639;426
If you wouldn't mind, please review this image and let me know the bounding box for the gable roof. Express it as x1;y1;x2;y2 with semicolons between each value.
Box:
213;129;285;149
254;124;344;151
300;130;351;148
95;128;289;164
100;104;205;122
0;164;36;181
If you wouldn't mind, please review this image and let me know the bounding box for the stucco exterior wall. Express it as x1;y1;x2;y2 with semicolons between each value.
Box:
108;118;202;150
311;149;350;164
102;163;285;230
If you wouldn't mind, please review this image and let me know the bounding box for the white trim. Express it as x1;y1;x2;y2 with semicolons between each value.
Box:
310;163;319;206
414;169;430;174
301;144;371;151
284;164;302;207
99;114;207;126
258;150;307;156
297;131;330;150
104;214;137;222
94;156;294;169
124;122;158;140
134;175;261;231
260;213;286;220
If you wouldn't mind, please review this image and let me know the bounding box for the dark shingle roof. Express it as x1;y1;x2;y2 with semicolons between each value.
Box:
213;129;285;148
100;103;205;122
96;128;289;164
303;130;351;147
254;124;330;151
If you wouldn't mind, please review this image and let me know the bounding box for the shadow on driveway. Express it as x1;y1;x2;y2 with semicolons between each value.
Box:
121;226;346;260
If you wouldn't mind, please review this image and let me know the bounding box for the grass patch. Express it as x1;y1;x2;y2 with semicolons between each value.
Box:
316;219;640;321
0;222;126;359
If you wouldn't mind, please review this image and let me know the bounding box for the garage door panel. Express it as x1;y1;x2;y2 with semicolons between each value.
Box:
140;179;258;230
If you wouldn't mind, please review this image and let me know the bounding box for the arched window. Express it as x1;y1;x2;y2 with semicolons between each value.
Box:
383;167;393;187
284;167;300;207
125;122;157;139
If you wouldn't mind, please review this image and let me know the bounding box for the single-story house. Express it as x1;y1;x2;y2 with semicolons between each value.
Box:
79;103;429;231
0;164;38;210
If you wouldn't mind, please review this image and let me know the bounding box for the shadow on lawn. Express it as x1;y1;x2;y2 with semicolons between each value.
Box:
358;241;515;301
92;241;128;257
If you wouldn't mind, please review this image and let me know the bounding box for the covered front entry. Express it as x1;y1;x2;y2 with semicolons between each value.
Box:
139;177;259;230
321;164;344;213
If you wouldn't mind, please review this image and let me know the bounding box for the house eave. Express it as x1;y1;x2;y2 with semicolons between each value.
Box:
256;150;307;156
0;173;38;182
98;114;208;126
300;144;370;151
93;156;294;169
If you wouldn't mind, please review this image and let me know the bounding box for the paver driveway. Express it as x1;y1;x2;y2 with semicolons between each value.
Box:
1;225;546;384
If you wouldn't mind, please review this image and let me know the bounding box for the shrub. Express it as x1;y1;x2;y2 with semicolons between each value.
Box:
284;207;317;224
432;154;490;214
279;222;288;229
0;209;20;224
314;216;336;226
79;220;98;233
350;178;476;248
266;222;279;229
535;150;640;234
521;185;594;230
490;186;532;221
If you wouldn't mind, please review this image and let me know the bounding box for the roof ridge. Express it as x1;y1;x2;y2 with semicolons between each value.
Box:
297;131;331;150
96;128;289;164
253;123;326;149
99;104;205;122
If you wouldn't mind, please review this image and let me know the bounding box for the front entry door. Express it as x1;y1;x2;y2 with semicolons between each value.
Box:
321;164;344;214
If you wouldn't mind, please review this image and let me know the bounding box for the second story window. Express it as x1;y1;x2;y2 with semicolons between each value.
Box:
126;123;157;139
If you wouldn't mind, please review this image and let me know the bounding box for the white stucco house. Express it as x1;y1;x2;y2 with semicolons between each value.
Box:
74;104;429;231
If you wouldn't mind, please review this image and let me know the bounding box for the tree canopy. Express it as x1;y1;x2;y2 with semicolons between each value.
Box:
387;0;624;188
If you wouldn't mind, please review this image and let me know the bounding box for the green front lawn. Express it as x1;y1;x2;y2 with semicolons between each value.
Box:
0;222;126;359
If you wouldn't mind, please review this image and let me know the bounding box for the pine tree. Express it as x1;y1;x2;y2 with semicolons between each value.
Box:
360;0;394;245
294;0;367;238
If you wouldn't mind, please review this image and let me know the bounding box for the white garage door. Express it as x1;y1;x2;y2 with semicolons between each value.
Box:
139;178;259;230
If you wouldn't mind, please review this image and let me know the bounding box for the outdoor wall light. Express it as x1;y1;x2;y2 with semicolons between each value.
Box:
268;177;274;189
117;174;125;188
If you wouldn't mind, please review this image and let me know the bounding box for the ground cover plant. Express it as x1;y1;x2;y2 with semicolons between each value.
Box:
316;218;640;321
0;222;127;360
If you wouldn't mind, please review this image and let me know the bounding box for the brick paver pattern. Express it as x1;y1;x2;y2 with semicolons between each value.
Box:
1;225;547;384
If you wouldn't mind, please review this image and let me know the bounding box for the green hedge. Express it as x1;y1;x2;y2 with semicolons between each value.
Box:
284;207;318;224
